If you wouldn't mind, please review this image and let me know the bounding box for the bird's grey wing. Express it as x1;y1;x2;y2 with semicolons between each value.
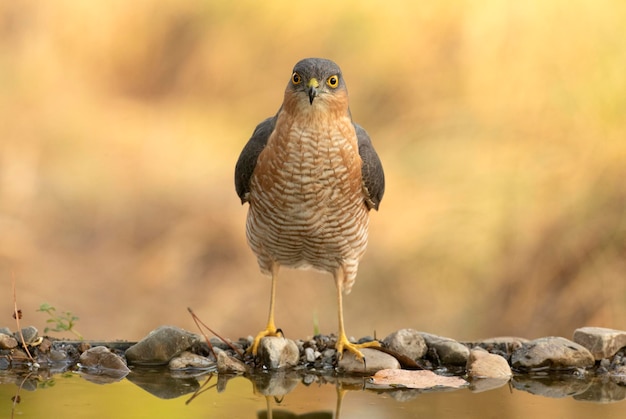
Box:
235;116;276;204
354;123;385;211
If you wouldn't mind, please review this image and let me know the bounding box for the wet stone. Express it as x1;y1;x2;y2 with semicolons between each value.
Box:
258;337;299;369
79;346;130;376
338;348;401;374
125;326;200;366
0;333;18;349
511;336;595;371
217;350;247;374
49;349;69;362
420;333;470;366
169;351;215;370
467;347;512;379
573;327;626;361
383;329;428;360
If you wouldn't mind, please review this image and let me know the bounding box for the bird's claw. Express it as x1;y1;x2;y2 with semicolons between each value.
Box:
335;334;380;360
249;327;283;355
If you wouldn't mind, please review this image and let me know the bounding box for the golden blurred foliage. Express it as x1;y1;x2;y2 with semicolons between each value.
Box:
0;1;624;341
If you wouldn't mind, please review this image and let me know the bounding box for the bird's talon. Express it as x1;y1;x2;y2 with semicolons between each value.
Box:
249;327;282;355
336;335;380;360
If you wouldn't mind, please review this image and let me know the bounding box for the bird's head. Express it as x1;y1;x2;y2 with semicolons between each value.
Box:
283;58;349;114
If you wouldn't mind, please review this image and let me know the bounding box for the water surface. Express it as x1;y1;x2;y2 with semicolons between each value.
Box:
1;369;625;418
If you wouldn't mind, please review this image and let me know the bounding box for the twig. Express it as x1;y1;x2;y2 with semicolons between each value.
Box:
187;307;244;358
11;372;33;419
11;274;36;365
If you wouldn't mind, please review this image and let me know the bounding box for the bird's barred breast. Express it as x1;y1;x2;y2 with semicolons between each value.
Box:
246;117;369;287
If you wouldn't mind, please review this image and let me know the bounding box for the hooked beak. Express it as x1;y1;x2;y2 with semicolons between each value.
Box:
307;78;319;104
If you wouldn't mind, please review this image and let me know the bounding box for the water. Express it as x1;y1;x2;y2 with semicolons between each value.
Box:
1;368;625;418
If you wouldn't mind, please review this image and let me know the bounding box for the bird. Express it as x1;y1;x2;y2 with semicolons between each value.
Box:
234;57;385;360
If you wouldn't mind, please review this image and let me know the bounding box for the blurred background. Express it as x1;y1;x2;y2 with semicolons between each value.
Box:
0;0;624;342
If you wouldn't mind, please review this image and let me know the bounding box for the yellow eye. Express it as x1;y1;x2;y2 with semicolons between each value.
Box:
292;72;302;85
327;75;339;88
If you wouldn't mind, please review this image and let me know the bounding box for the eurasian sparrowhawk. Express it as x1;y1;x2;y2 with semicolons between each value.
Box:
235;57;385;359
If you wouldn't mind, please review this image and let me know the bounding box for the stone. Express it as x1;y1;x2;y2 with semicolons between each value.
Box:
304;347;317;363
467;348;512;379
217;350;247;374
79;346;130;377
0;333;18;349
383;329;428;360
338;348;401;374
573;327;626;360
49;349;69;363
257;336;299;369
511;336;595;370
169;351;215;370
420;332;470;366
15;326;38;345
125;326;200;365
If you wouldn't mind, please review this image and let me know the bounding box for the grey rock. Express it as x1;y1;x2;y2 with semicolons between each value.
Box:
0;333;18;349
304;347;317;363
420;332;470;366
573;327;626;360
15;326;38;344
383;329;428;360
79;346;130;377
217;350;247;374
511;336;595;370
258;336;299;369
322;348;336;360
125;326;200;365
467;348;512;379
49;349;69;362
338;347;401;374
0;327;11;335
169;351;215;370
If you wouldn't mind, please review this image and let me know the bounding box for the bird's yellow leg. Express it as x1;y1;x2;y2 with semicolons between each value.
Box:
334;269;380;359
250;264;282;355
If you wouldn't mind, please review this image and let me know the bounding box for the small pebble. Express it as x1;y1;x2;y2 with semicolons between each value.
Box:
304;347;317;363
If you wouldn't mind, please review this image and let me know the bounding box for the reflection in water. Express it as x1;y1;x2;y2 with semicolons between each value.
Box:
3;367;626;418
123;367;626;418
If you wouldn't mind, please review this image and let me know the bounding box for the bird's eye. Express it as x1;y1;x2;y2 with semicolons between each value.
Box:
292;72;302;85
327;75;339;88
